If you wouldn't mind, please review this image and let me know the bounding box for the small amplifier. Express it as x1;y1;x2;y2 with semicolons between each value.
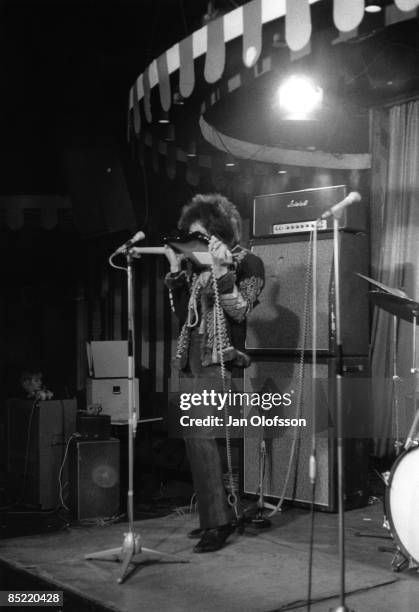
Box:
76;412;111;440
253;185;367;237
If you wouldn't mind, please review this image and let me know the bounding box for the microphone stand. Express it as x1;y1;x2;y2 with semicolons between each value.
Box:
330;215;352;612
316;193;360;610
85;248;184;584
307;222;318;611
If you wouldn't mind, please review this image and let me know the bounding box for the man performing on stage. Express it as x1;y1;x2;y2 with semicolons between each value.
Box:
164;193;264;553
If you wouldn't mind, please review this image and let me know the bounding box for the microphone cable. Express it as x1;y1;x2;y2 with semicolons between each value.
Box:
108;250;127;271
267;231;314;517
21;399;38;504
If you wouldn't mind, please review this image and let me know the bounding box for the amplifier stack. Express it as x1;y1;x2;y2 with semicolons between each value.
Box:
243;185;370;511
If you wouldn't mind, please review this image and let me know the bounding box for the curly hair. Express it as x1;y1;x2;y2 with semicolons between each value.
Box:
178;193;242;248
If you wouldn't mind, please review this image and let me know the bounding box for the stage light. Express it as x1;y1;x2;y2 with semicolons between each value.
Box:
225;153;236;167
158;111;170;124
365;1;382;13
186;141;197;157
277;76;323;120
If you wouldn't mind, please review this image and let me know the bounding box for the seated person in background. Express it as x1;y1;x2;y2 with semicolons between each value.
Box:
20;369;54;401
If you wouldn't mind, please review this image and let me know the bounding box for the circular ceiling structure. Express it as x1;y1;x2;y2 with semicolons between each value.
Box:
127;0;419;179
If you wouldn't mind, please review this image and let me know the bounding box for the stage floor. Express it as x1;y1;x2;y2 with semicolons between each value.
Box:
0;501;418;611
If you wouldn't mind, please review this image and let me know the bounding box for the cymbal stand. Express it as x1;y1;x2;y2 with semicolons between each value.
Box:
404;309;419;450
391;315;403;456
85;249;183;584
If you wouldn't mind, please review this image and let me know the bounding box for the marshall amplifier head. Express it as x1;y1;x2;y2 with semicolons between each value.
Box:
252;185;367;237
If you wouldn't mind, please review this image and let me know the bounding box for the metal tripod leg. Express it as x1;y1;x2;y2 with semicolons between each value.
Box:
391;548;409;573
85;531;184;584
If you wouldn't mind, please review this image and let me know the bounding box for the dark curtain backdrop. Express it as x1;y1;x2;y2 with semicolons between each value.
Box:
370;100;419;456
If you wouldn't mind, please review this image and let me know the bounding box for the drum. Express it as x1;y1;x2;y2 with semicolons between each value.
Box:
386;445;419;566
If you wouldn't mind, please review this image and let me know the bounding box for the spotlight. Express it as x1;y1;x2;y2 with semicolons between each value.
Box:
277;167;287;175
158;111;170;124
365;1;382;13
277;75;323;120
186;141;197;158
225;153;236;167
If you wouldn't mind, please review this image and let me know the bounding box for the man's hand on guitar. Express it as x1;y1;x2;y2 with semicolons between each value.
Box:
164;245;182;273
208;236;232;277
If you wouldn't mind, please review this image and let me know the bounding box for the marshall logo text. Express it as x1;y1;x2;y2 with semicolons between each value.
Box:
287;199;309;208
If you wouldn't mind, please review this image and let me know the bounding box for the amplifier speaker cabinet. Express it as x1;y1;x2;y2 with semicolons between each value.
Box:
69;438;120;520
242;356;370;511
7;399;77;509
246;232;369;354
253;185;367;237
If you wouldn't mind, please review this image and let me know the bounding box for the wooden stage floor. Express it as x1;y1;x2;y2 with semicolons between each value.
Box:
0;501;418;611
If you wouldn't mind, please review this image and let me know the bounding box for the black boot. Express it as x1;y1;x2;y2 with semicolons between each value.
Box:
188;527;205;539
193;523;235;553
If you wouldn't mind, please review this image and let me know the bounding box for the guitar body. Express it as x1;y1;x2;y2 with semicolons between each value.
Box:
164;232;211;269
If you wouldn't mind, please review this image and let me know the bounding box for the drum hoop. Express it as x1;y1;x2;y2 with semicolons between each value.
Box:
385;445;419;565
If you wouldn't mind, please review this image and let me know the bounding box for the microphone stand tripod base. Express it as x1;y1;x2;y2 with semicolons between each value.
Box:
250;515;272;529
244;499;277;528
85;530;186;585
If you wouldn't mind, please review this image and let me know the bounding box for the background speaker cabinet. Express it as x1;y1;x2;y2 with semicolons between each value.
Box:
246;232;369;354
70;438;120;520
242;356;370;511
7;399;77;509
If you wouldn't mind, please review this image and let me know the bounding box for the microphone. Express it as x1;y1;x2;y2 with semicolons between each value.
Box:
321;191;361;220
115;230;145;253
